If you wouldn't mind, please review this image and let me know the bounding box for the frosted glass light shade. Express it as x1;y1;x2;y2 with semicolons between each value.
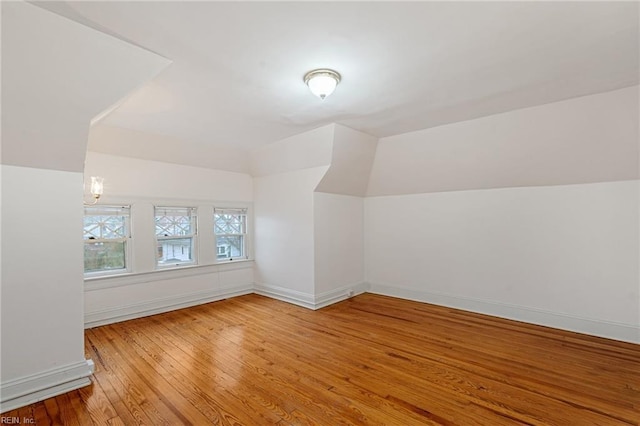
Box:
90;176;104;196
304;69;341;100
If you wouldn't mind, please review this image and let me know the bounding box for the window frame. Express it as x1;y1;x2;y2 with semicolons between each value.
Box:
214;207;248;262
83;205;131;277
154;206;198;268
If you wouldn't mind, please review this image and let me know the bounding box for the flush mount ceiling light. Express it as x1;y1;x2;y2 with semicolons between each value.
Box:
304;69;341;100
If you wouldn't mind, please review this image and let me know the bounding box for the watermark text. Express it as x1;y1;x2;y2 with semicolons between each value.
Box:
1;417;35;424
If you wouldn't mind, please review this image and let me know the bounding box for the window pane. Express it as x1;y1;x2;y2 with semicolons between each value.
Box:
83;215;126;239
84;241;126;273
157;238;193;264
156;208;195;236
214;213;246;234
216;235;244;259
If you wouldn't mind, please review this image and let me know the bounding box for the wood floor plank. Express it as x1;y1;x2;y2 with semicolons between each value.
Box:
3;293;639;425
195;299;454;425
42;395;62;425
214;299;511;425
85;330;164;426
77;378;119;425
33;402;52;426
303;303;638;420
107;416;126;426
323;297;638;399
54;393;82;426
89;326;205;425
108;319;268;425
144;308;362;425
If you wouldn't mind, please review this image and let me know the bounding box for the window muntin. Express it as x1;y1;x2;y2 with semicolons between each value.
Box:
155;206;197;267
84;205;130;275
214;208;247;261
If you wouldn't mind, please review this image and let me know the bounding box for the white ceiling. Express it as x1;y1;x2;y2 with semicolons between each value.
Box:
35;1;639;153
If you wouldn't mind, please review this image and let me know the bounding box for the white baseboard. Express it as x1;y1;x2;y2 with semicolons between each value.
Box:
85;284;253;328
254;282;369;310
368;283;640;344
85;278;638;340
314;282;370;309
87;280;367;328
254;283;316;309
0;359;95;413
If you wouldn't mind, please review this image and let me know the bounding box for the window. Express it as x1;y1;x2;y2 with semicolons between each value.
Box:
155;206;197;267
214;208;247;261
84;206;130;275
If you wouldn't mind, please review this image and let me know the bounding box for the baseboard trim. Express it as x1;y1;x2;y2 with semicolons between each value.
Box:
368;283;640;344
83;280;638;341
254;283;316;309
87;280;368;328
254;282;370;310
85;284;253;328
0;360;95;414
314;282;370;309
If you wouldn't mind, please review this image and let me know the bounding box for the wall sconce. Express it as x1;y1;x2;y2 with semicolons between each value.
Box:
85;176;104;205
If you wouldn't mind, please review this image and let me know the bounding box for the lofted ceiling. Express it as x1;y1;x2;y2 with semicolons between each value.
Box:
35;1;639;153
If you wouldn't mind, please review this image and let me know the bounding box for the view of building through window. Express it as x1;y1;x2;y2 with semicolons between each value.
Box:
84;205;249;276
155;207;197;266
214;208;247;260
84;206;129;274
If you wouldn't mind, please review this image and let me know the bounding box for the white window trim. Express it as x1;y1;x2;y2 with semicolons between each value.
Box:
155;206;198;268
214;207;248;263
83;205;131;277
82;198;254;287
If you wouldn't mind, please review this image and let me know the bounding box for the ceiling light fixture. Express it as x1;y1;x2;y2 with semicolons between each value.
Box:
304;69;341;100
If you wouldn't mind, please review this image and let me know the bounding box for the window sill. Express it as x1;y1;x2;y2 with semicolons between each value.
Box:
85;259;254;291
214;257;251;265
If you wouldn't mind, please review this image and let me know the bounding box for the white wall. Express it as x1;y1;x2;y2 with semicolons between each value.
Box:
367;86;639;196
314;193;366;302
253;167;329;306
311;126;374;306
251;124;374;308
1;1;170;412
83;152;254;327
364;85;639;343
250;124;335;307
1;165;88;390
84;263;254;328
365;181;640;342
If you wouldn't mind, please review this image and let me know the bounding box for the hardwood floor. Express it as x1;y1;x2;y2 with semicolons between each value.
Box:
4;293;639;425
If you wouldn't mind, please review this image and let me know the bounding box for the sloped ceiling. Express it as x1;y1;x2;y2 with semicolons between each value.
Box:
316;124;378;197
367;86;639;196
33;1;639;158
2;1;170;172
